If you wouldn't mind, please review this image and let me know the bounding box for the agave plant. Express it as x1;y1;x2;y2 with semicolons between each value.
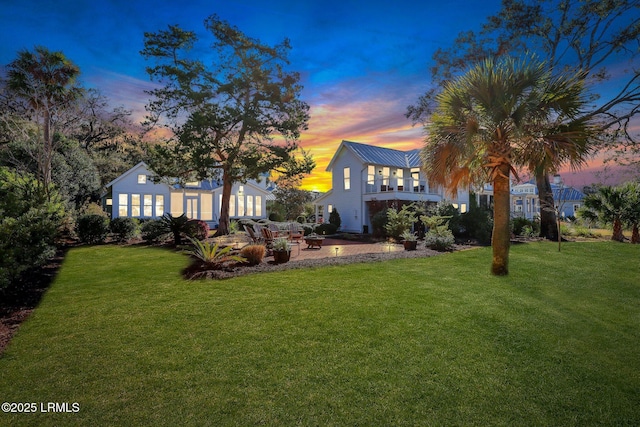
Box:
185;237;246;266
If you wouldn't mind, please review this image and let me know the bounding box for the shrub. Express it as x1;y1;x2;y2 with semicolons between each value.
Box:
521;225;536;238
77;214;110;244
79;202;108;218
0;167;66;291
186;237;245;266
460;200;493;244
385;205;418;240
329;208;342;229
371;210;389;238
240;244;266;265
511;217;539;236
422;214;455;251
159;213;190;245
140;219;169;242
186;219;210;241
430;201;462;236
110;217;139;242
315;223;338;235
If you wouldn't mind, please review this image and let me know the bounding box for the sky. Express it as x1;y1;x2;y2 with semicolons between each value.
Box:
2;0;637;191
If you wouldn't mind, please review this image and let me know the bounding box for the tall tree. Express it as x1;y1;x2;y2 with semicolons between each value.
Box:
408;0;640;240
424;57;594;275
141;15;314;235
4;46;83;199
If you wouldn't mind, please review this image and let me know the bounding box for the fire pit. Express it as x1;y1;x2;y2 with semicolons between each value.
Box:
304;234;325;249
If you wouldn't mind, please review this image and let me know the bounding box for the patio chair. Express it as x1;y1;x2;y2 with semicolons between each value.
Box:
244;224;263;245
288;222;304;242
261;227;275;255
267;223;281;237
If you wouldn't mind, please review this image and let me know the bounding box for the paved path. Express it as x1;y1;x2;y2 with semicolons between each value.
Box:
286;238;404;261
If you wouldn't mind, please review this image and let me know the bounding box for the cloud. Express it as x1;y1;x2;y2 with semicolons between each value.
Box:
298;75;426;191
84;70;160;122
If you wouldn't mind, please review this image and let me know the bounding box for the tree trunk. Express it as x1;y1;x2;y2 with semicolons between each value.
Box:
612;218;624;242
536;171;557;241
632;224;639;244
491;163;511;276
217;170;233;235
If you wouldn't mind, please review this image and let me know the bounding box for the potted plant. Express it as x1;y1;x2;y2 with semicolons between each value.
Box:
272;237;292;263
401;230;418;251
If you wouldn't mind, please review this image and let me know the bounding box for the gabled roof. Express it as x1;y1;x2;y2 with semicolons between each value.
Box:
553;186;585;201
104;161;150;188
326;140;421;171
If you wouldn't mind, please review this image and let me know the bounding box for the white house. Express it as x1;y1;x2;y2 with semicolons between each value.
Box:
476;175;586;220
314;141;471;233
103;162;270;226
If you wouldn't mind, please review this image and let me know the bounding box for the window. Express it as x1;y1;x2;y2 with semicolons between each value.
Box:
131;194;141;217
137;174;147;184
156;195;164;217
343;167;351;190
118;194;128;217
460;203;467;213
382;167;390;188
396;168;404;188
328;204;333;214
255;196;262;217
237;195;245;216
367;165;375;185
246;195;254;216
143;195;152;217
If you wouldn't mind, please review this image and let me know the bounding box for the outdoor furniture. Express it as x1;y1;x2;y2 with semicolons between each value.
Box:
288;223;304;242
261;228;275;255
244;224;262;245
304;235;325;249
267;223;281;237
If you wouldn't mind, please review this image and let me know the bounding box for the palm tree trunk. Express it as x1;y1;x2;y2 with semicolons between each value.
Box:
491;163;511;276
631;224;639;244
612;218;624;242
536;172;557;241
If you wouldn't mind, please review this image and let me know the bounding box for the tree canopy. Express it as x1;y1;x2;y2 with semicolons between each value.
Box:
408;0;640;239
141;14;314;234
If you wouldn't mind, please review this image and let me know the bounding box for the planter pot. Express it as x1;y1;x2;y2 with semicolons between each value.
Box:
403;240;418;251
273;250;291;263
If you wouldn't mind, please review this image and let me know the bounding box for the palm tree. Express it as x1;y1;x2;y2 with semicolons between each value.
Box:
581;186;628;242
620;182;640;244
423;57;594;275
6;46;82;198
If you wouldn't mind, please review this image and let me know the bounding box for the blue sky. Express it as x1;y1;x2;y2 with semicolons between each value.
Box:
2;0;635;190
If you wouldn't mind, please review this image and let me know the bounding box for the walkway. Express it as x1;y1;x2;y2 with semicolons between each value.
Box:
282;238;404;261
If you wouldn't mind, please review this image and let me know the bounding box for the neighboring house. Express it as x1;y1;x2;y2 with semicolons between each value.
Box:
553;185;585;219
477;175;585;220
102;162;269;226
314;140;471;233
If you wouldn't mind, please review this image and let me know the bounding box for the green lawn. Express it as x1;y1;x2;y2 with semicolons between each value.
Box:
1;242;639;426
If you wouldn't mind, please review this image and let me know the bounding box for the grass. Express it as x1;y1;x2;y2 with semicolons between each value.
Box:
1;242;639;426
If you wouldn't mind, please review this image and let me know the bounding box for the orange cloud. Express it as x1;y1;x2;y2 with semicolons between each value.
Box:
298;94;424;191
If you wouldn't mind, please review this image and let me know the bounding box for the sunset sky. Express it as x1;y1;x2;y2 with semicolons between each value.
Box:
2;0;637;191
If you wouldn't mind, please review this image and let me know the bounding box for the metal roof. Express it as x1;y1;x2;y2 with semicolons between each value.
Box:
553;186;584;201
336;140;422;169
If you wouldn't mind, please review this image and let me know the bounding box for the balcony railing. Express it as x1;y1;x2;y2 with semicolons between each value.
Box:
363;178;440;195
